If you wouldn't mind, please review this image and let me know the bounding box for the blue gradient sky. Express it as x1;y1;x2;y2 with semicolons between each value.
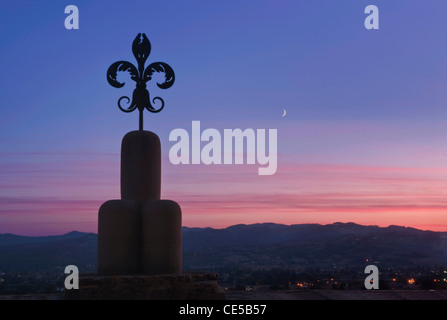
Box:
2;1;447;235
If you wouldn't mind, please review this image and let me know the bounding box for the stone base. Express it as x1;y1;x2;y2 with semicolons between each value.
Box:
64;273;225;300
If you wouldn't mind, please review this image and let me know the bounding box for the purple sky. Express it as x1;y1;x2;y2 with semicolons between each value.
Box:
1;1;447;235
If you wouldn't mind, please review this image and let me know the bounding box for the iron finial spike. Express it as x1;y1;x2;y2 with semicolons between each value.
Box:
106;33;175;130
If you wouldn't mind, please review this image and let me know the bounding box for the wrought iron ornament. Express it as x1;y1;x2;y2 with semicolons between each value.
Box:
107;33;175;131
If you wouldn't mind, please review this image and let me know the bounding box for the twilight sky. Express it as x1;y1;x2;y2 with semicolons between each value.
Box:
1;0;447;235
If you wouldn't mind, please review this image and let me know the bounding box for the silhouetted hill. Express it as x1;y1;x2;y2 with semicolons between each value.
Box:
183;223;447;270
1;223;446;273
0;232;97;272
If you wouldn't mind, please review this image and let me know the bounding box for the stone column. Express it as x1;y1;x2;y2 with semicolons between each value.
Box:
98;130;182;275
141;200;182;274
121;131;161;201
97;200;140;275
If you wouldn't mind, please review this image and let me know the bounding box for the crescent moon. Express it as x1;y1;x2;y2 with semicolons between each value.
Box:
282;109;287;117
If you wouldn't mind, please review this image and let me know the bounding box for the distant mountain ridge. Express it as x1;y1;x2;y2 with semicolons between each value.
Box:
0;231;93;246
0;231;97;272
182;222;446;250
182;222;447;270
0;222;446;273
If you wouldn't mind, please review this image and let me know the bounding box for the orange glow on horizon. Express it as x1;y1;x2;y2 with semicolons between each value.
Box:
2;161;447;235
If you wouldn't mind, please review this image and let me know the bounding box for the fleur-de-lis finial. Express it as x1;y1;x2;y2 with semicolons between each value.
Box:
107;33;175;131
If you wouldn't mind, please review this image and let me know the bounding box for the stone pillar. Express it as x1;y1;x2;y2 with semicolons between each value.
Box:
141;200;182;274
97;200;140;275
121;131;161;201
97;130;182;275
